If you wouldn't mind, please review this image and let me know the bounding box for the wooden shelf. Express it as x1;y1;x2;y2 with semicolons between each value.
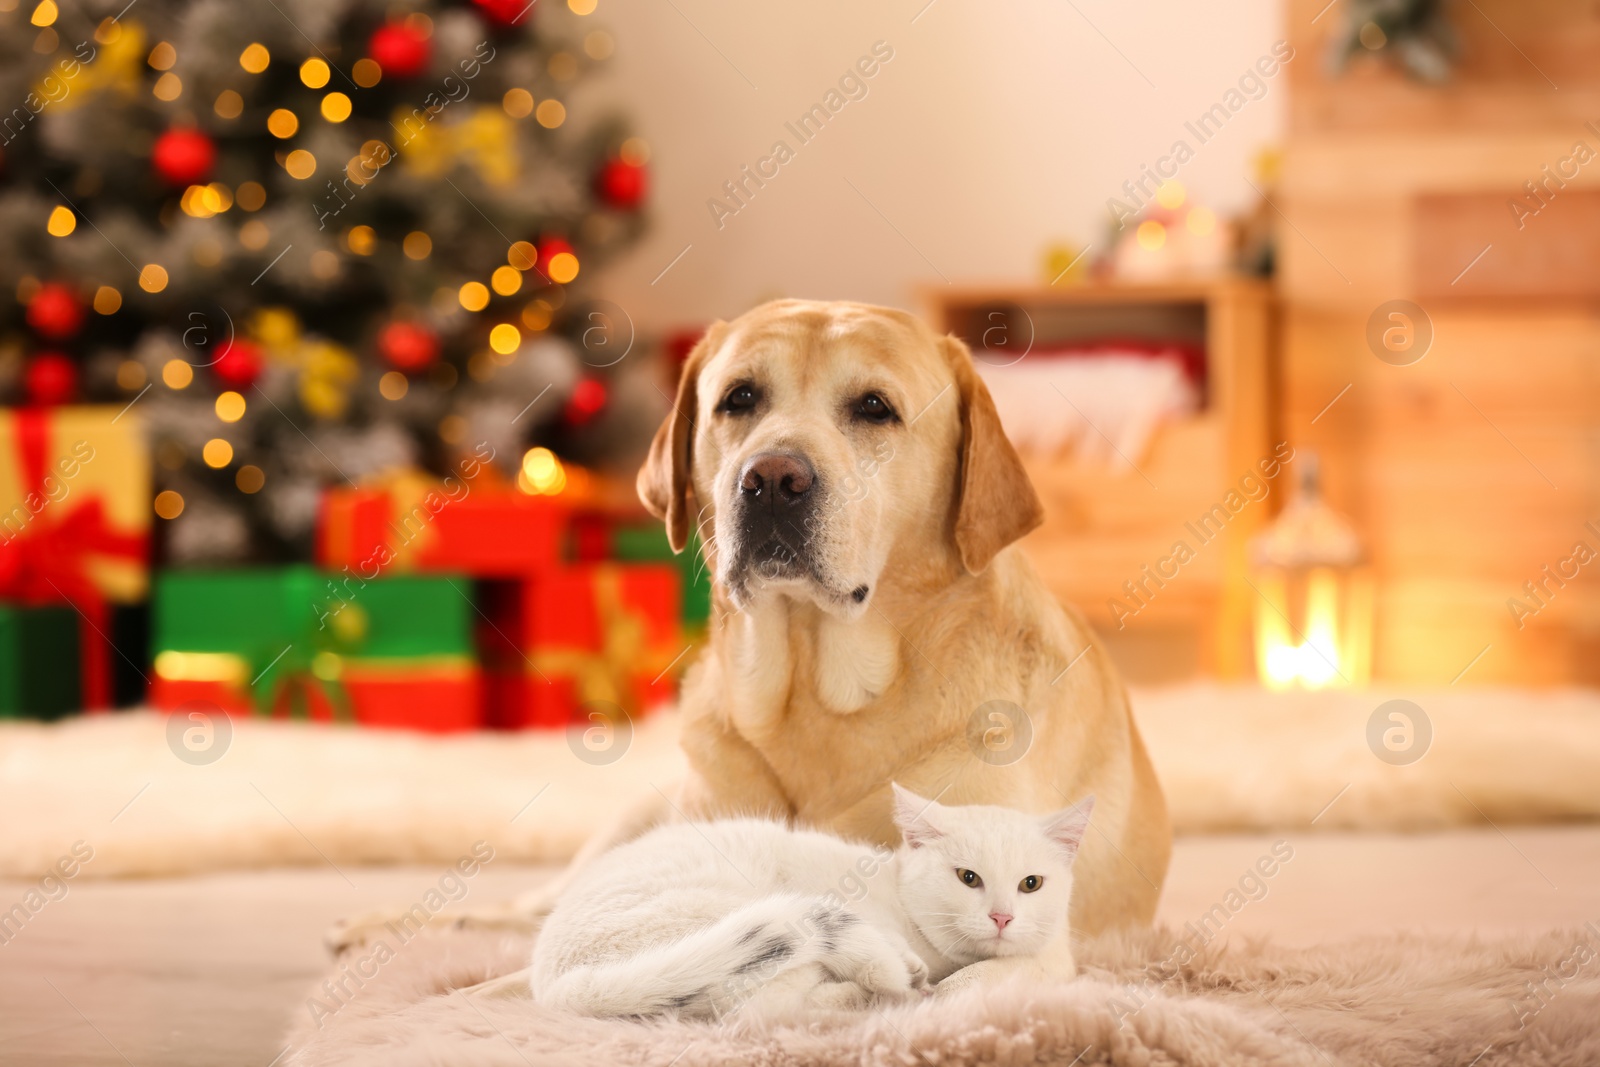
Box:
922;275;1275;682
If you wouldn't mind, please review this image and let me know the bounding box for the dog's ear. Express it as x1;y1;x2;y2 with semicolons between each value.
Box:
638;324;722;553
944;336;1044;574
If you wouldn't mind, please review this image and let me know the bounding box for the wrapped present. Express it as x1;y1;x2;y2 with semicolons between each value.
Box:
0;406;150;711
317;470;565;578
151;567;481;732
613;525;713;630
0;604;80;719
481;563;681;729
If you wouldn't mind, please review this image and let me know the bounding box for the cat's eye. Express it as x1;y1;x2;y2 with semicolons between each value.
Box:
1019;875;1044;893
956;868;983;888
719;383;760;414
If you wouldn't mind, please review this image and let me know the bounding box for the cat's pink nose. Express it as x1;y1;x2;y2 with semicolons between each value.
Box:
989;912;1012;932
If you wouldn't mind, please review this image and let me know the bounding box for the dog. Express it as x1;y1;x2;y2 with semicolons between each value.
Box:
330;299;1170;978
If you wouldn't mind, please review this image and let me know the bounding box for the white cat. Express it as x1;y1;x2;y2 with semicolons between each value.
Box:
529;784;1095;1020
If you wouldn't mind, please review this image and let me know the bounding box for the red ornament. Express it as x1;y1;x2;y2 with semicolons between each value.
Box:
377;320;439;372
472;0;534;25
595;158;648;210
536;236;574;278
212;338;264;390
25;282;85;340
563;377;608;426
368;22;432;78
24;352;78;406
151;127;216;186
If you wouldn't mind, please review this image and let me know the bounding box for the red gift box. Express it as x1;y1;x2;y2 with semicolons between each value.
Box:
317;474;566;578
0;407;149;710
481;563;682;729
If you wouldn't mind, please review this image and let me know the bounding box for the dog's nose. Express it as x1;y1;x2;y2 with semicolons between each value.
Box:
989;912;1012;933
740;452;815;505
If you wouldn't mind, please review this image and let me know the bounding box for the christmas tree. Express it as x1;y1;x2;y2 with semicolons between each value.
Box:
0;0;650;563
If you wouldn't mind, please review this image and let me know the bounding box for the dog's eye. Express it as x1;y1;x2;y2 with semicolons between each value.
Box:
1019;875;1044;893
956;868;983;888
853;392;897;424
719;384;759;414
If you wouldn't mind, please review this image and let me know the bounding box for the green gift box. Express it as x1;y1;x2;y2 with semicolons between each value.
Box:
151;567;481;731
0;604;81;720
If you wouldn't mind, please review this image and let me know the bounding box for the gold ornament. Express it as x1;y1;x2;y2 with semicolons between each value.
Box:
397;107;519;186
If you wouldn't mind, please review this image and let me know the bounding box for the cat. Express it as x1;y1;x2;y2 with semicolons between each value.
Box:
529;784;1095;1021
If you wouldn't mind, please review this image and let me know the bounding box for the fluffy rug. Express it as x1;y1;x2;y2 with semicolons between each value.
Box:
3;683;1599;878
280;923;1600;1067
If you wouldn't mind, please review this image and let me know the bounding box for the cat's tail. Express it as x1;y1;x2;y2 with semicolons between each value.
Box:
534;892;865;1019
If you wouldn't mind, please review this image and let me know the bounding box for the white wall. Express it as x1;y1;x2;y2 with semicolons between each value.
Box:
582;0;1285;329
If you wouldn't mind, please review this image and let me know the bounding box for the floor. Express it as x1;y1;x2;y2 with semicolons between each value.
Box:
2;826;1598;1067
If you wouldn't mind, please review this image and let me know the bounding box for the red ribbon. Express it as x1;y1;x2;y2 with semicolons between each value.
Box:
0;408;147;709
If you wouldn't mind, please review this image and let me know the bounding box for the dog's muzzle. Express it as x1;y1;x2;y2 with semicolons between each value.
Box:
734;450;819;571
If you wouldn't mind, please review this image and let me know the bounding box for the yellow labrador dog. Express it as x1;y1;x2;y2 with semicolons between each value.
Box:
332;299;1169;979
641;299;1169;943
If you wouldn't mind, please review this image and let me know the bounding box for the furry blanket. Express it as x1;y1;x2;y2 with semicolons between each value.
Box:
3;683;1598;878
281;924;1600;1067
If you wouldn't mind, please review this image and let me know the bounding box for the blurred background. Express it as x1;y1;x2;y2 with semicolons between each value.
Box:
3;0;1599;1062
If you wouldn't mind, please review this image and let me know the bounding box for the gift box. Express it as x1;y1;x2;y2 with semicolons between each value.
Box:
613;525;713;630
481;563;682;729
0;604;80;719
151;567;482;732
317;471;565;578
0;406;151;711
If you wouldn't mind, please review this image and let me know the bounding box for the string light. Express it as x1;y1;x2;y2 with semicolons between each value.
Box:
140;264;169;292
508;241;537;270
161;359;193;388
215;90;243;119
346;225;376;255
236;182;266;211
378;371;409;400
148;41;176;70
520;447;566;495
299;58;330;88
153;73;182;101
46;205;75;236
93;286;122;314
489;323;521;354
502;88;533;118
284;149;317;179
154;490;185;520
491;265;522;295
535;99;566;128
458;281;489;312
31;0;57;27
548;251;580;284
352;58;381;87
240;43;269;73
215;391;246;422
202;438;234;468
567;0;597;14
267;108;299;138
236;466;265;493
239;220;270;249
115;360;144;389
321;92;352;122
403;231;432;259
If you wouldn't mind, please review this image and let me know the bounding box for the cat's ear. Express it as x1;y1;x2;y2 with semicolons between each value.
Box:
1040;795;1095;863
891;783;945;848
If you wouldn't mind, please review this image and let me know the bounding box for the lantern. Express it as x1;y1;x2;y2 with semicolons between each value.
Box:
1250;454;1373;690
